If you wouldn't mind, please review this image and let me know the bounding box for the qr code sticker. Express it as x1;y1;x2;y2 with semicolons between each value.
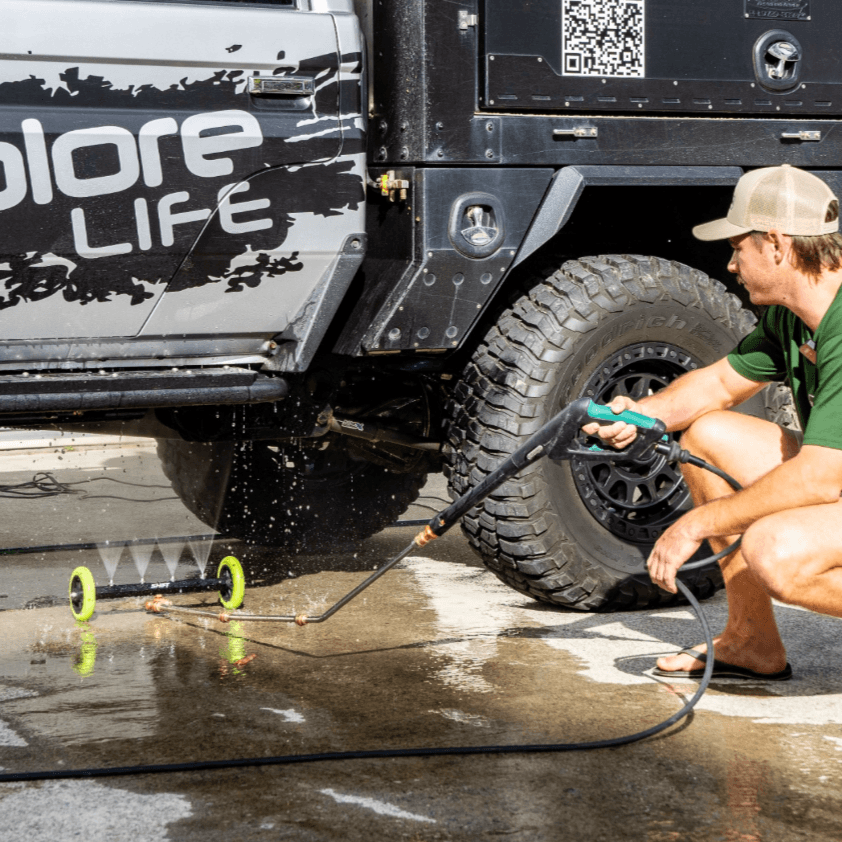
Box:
562;0;645;78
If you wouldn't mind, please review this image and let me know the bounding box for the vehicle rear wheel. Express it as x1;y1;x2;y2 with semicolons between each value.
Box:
157;437;426;553
444;254;772;611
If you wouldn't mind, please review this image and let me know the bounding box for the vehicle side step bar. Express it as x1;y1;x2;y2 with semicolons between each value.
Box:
0;368;288;414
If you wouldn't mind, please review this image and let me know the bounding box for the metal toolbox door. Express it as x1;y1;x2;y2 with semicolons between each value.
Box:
484;0;842;117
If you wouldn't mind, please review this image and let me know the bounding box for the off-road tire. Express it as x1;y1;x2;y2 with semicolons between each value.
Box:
157;438;426;552
445;254;767;611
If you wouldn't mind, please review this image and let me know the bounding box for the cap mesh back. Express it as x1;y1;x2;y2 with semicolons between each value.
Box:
748;167;836;235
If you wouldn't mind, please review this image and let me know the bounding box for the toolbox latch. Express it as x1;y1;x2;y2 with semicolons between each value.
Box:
753;30;803;92
766;41;800;81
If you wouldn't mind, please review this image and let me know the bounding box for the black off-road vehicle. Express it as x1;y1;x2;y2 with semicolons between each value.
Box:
2;0;829;610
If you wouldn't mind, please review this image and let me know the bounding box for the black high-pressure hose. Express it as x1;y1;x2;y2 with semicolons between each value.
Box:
0;401;743;784
0;577;715;785
652;440;744;570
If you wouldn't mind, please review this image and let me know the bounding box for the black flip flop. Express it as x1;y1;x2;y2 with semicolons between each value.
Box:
652;648;793;681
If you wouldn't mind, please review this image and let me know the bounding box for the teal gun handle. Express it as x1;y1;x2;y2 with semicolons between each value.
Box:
586;400;659;430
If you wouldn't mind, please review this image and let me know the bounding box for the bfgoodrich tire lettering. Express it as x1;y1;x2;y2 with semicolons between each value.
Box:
444;255;761;611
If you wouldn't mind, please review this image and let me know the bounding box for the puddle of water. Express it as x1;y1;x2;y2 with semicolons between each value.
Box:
408;556;842;727
1;643;160;745
407;557;526;694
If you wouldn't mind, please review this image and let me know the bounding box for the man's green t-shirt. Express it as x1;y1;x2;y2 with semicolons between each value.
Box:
727;288;842;450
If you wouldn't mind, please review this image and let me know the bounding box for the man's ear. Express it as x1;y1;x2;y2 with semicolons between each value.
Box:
766;229;791;265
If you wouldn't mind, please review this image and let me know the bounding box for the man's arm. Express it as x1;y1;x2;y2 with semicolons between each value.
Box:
582;357;767;448
648;444;842;593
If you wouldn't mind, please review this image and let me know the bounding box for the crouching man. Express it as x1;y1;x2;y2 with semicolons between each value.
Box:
585;165;842;680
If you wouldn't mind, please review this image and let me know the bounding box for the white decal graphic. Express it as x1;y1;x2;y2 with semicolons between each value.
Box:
218;182;272;234
138;118;178;187
0;110;267;261
53;126;141;199
158;192;212;248
22;118;52;205
134;198;153;251
0;143;26;211
71;208;133;259
181;110;262;178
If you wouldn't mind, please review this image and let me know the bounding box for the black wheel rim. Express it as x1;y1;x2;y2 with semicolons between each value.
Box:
571;342;701;545
70;575;83;613
218;566;233;603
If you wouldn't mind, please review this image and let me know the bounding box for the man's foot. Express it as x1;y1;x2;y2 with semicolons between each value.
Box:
655;638;788;677
653;649;792;681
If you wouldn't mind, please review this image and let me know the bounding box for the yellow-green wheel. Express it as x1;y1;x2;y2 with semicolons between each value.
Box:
69;567;96;622
217;556;245;611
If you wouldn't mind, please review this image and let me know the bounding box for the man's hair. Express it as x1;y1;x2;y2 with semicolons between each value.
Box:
751;200;842;277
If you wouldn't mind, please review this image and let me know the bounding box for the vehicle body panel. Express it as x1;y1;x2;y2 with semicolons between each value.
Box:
0;0;363;351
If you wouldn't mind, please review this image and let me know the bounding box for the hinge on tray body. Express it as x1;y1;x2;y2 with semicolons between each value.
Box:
380;171;410;202
553;127;599;139
780;130;821;142
458;10;478;30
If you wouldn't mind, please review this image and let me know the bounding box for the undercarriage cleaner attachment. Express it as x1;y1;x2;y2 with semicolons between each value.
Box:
69;556;245;622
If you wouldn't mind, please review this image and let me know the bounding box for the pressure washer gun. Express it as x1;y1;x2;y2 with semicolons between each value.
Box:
552;398;668;463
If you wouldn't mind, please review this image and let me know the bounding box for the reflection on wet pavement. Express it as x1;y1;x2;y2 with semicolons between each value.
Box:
1;439;842;840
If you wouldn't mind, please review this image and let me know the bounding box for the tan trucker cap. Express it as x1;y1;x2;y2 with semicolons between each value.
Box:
693;165;839;241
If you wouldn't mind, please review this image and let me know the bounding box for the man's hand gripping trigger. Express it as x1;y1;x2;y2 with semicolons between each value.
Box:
581;395;650;451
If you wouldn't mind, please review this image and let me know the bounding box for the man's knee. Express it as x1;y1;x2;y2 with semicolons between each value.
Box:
680;411;735;459
678;412;744;498
679;411;798;493
742;519;806;603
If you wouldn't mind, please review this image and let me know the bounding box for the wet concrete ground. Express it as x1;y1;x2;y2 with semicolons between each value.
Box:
1;440;842;840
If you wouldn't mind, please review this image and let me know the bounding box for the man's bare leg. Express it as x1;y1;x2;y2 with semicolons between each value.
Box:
743;498;842;617
655;410;800;675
